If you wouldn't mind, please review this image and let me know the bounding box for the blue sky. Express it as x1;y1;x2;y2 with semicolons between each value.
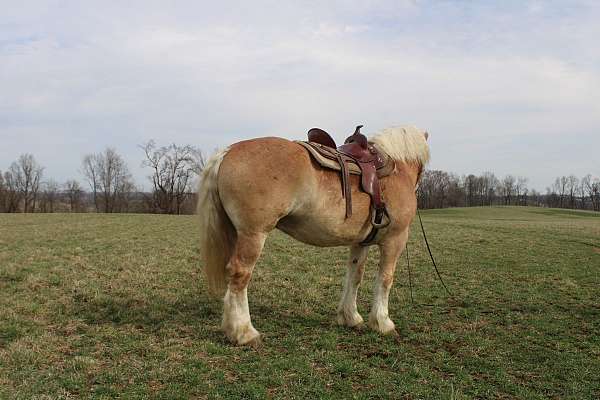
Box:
1;1;599;190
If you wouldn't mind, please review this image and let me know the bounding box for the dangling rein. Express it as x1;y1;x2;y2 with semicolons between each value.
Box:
405;208;453;304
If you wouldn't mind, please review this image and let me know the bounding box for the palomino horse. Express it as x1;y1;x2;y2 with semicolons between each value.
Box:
197;126;430;345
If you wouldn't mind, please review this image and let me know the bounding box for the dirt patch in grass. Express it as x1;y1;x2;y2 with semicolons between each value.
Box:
593;248;600;254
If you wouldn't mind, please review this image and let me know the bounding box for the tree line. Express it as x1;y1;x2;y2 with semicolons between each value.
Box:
0;142;204;214
417;170;600;211
1;148;598;214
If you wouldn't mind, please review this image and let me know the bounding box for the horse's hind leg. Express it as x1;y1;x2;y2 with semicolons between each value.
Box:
222;231;266;346
337;245;368;327
368;229;408;335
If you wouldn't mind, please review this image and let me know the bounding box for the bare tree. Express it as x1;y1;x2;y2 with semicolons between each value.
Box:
553;176;568;208
583;175;600;212
565;175;579;209
82;148;134;213
529;189;541;206
417;170;452;209
481;172;498;206
579;175;589;209
82;154;100;211
8;154;44;212
500;175;516;205
114;179;137;213
0;171;5;212
2;170;20;212
141;141;204;214
515;176;528;206
39;180;60;213
65;179;84;212
593;179;600;212
464;174;477;207
545;186;559;208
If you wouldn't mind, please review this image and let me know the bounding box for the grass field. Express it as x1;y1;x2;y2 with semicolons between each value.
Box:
1;207;599;399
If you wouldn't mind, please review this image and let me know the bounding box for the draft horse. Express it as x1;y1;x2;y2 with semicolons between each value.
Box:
197;126;430;345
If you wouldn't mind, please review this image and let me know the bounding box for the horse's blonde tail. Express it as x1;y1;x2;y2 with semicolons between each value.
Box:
197;148;235;297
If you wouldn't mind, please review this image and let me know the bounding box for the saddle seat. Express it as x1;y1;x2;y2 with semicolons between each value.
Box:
299;125;393;245
307;126;381;165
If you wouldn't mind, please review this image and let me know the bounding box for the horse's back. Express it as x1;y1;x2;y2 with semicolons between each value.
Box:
221;137;313;193
226;136;310;173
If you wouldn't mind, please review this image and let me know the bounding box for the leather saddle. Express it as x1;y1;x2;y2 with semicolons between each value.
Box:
302;125;391;245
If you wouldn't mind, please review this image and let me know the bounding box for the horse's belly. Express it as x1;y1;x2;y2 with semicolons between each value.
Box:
276;201;372;247
274;159;375;246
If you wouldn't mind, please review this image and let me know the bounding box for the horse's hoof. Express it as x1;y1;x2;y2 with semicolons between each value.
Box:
336;312;364;328
244;334;263;348
352;322;366;331
225;324;262;347
367;316;396;335
387;328;400;337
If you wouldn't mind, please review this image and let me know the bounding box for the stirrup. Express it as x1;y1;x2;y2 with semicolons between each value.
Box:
371;207;390;229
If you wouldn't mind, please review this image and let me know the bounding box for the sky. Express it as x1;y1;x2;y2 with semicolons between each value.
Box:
1;0;599;191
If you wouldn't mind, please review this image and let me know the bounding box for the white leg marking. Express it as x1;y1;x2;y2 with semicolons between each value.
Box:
337;246;368;327
368;273;396;334
222;287;260;345
368;232;408;335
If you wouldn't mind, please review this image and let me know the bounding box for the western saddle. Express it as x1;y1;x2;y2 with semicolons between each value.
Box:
298;125;393;245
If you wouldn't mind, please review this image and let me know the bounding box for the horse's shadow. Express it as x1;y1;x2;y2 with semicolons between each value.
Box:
70;289;220;339
68;288;337;345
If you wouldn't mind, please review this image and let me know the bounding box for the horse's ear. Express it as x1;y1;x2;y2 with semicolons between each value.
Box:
424;131;429;141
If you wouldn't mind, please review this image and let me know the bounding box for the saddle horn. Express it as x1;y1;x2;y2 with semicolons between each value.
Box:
344;124;367;149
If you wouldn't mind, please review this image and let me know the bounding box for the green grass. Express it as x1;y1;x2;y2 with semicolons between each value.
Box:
1;207;599;399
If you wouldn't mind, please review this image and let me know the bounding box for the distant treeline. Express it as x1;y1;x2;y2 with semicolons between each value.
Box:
1;148;599;214
417;171;600;211
0;142;204;215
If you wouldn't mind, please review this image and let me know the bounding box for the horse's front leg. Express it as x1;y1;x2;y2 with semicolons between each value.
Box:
337;245;368;327
368;229;408;335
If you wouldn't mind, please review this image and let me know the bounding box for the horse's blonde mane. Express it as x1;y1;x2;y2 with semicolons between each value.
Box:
369;126;430;165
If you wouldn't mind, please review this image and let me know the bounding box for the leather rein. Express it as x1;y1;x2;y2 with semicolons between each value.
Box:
404;178;453;303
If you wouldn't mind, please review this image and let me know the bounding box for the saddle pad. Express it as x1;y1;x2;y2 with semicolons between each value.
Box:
295;141;394;178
